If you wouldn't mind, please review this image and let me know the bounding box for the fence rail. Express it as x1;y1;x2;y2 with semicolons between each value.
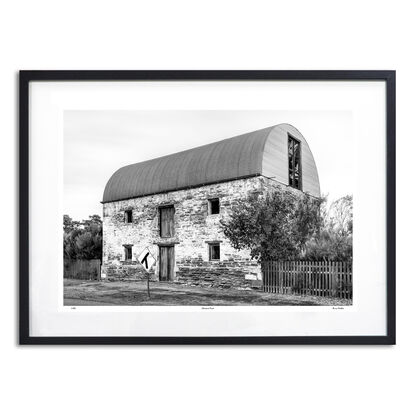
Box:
64;259;101;280
262;261;352;300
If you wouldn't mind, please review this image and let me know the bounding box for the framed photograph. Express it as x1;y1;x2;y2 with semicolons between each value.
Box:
19;70;395;345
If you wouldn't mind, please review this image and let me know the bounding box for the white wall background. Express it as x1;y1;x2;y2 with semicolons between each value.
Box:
1;1;411;414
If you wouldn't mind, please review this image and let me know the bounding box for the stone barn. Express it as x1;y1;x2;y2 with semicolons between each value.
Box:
101;123;320;289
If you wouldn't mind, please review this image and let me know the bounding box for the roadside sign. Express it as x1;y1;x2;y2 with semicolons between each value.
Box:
138;247;156;272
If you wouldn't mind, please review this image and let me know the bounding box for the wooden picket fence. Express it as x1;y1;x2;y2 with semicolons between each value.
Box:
64;259;101;280
262;261;352;299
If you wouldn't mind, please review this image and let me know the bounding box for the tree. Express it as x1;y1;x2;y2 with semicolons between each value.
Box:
302;195;353;261
327;195;353;236
63;215;102;260
220;188;323;262
63;214;79;233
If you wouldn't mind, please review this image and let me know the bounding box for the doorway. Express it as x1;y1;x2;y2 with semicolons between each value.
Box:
159;245;174;281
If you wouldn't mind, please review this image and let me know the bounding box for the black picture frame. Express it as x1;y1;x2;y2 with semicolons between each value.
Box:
19;70;396;345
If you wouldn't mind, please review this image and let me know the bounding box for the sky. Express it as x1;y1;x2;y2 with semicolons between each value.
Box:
64;110;353;220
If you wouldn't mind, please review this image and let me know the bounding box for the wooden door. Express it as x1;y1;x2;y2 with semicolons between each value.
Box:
159;246;174;281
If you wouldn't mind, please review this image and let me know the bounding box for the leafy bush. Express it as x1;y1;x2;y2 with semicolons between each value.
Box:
302;195;352;261
220;188;352;263
220;187;323;261
63;214;102;260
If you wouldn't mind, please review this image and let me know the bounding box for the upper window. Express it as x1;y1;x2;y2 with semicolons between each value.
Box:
288;135;302;190
209;243;220;261
125;209;133;223
208;198;220;215
159;206;175;237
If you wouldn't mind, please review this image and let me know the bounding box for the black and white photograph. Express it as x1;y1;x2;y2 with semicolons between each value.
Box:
21;72;393;343
63;111;353;307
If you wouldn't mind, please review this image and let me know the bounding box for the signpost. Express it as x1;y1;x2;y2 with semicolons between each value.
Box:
138;248;156;299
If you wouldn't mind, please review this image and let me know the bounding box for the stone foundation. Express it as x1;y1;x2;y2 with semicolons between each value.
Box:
176;258;262;289
105;261;157;281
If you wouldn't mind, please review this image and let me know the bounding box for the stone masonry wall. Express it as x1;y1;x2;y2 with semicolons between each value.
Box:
102;176;281;289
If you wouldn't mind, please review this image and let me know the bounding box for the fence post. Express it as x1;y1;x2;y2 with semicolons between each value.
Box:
327;261;333;297
334;261;338;297
272;261;275;294
277;261;280;294
324;261;328;297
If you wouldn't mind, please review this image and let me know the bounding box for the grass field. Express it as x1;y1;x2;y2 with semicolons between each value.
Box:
64;279;352;306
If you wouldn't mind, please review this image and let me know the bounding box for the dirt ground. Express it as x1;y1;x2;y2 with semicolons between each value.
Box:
64;279;352;306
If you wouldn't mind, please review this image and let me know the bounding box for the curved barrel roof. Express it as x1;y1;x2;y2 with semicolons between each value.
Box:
103;124;320;202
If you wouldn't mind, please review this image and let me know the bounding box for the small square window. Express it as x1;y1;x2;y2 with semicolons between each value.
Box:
124;245;132;260
208;198;220;215
209;243;220;261
125;209;133;223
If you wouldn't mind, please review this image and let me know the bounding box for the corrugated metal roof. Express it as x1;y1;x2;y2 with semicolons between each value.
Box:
102;126;275;203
